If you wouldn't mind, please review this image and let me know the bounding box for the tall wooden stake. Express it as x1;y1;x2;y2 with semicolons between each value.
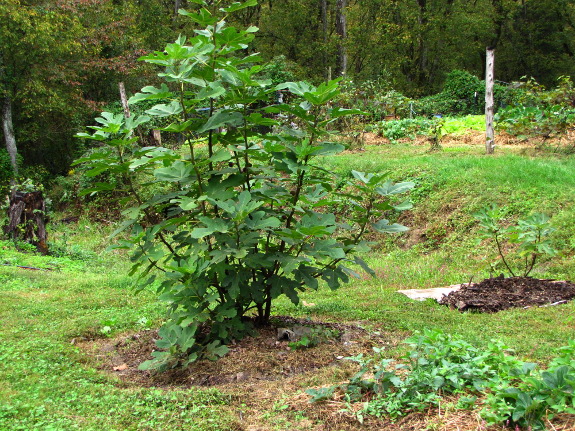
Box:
485;48;495;154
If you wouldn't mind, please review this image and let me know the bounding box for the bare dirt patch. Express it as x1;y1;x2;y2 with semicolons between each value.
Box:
440;276;575;312
80;316;400;389
361;131;388;146
338;129;573;153
79;317;418;429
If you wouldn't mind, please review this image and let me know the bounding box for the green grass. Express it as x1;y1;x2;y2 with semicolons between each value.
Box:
274;253;575;362
325;145;575;256
2;140;575;429
0;244;236;430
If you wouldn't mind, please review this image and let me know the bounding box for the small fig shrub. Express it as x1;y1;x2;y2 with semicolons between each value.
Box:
474;205;558;277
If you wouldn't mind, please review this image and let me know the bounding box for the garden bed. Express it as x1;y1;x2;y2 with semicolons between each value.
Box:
439;275;575;312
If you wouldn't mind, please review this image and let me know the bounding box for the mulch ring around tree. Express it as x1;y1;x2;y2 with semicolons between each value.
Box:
439;275;575;312
78;316;403;389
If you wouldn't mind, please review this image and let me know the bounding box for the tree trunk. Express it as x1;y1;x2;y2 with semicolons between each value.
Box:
335;0;347;77
6;191;49;254
485;48;495;154
174;0;181;22
2;96;18;176
415;0;429;88
321;0;329;80
118;82;131;119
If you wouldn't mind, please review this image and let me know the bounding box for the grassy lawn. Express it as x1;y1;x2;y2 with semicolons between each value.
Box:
0;238;238;431
2;141;575;430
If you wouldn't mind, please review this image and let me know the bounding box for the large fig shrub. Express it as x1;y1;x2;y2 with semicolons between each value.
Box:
76;0;413;370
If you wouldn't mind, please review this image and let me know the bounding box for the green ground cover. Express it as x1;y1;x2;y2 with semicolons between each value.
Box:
374;115;485;142
442;115;485;135
1;142;574;430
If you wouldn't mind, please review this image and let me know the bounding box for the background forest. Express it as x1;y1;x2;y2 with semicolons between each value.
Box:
2;0;575;179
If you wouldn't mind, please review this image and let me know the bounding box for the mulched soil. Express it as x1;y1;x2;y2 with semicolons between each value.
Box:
439;275;575;312
79;316;400;389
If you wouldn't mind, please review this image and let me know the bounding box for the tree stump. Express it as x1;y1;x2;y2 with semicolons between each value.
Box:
5;191;49;254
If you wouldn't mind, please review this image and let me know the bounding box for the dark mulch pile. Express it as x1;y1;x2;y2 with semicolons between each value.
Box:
440;275;575;312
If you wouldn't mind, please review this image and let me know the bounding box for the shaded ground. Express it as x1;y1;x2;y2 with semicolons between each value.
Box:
440;276;575;312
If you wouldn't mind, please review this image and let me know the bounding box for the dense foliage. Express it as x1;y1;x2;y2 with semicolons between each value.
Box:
76;0;413;370
309;330;575;430
253;0;575;91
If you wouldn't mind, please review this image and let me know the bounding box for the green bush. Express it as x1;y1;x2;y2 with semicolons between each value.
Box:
511;76;575;109
443;69;482;101
414;70;482;116
48;149;129;217
259;55;300;87
413;92;462;116
76;0;413;371
495;104;575;140
413;70;521;117
376;117;434;142
338;79;411;124
491;76;575;145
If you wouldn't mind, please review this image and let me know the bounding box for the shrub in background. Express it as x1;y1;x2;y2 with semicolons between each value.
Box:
375;117;434;142
494;76;575;144
414;70;519;117
338;79;411;124
259;55;300;87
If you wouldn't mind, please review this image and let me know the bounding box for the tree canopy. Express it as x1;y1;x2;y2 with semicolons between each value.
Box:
2;0;575;177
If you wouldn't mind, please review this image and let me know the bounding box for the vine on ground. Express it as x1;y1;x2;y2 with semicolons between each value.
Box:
308;330;575;430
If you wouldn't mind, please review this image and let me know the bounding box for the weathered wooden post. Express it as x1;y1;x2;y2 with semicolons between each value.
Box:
485;48;495;154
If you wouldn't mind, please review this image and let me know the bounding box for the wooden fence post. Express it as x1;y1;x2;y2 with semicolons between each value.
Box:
485;48;495;154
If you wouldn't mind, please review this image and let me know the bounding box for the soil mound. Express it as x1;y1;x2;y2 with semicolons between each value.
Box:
439;276;575;312
81;316;399;388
